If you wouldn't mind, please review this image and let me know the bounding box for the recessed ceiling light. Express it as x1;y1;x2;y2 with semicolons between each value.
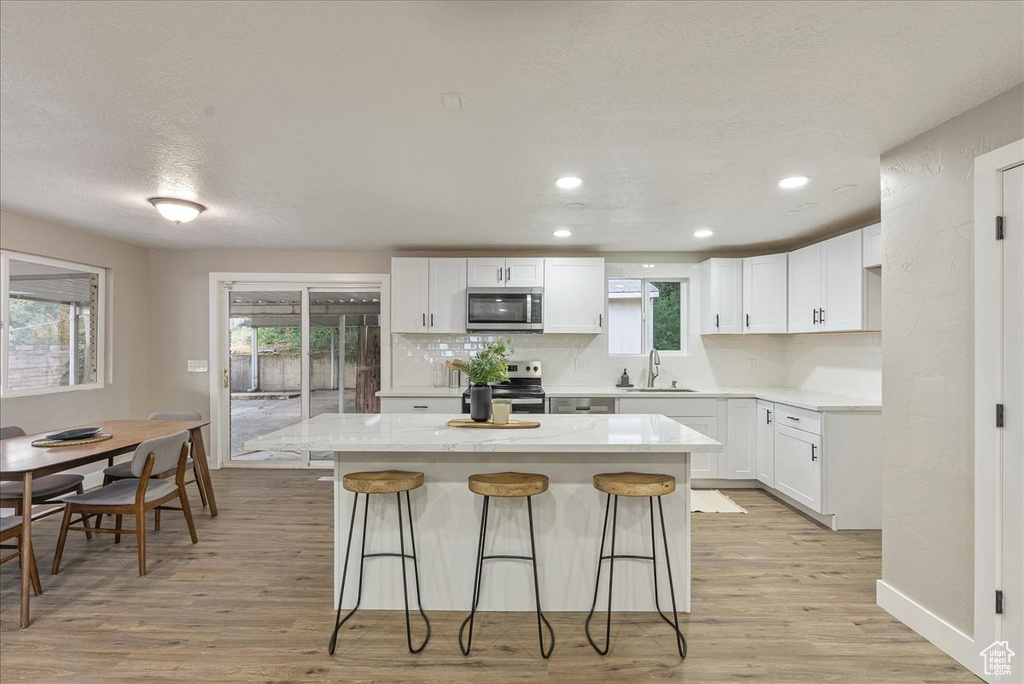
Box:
778;176;810;189
693;229;714;238
555;176;582;190
149;197;206;224
553;229;573;238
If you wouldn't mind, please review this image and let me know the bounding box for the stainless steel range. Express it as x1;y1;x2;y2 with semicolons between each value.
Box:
461;360;546;414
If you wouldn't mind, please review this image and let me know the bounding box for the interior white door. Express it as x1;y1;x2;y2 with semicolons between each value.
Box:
391;258;429;332
506;258;545;287
1002;162;1023;659
428;258;467;333
671;416;720;479
726;399;756;478
466;258;505;287
743;254;788;333
773;423;822;511
543;258;605;333
821;230;865;331
756;400;775;486
788;243;822;333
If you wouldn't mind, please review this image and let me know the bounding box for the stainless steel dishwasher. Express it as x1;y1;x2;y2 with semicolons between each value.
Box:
549;397;617;414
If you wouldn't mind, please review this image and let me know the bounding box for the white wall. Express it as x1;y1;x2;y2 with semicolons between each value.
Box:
880;83;1024;635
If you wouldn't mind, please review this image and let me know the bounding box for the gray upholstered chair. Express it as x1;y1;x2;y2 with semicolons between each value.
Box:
102;412;208;511
0;516;42;596
52;430;198;576
0;426;88;519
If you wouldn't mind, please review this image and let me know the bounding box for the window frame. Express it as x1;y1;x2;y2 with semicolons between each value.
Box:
0;250;107;397
607;275;689;356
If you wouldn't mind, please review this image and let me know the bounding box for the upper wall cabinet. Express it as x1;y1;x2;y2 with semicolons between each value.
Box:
788;230;878;333
742;254;788;334
862;222;882;268
544;257;605;334
699;258;744;334
467;257;544;288
391;257;467;333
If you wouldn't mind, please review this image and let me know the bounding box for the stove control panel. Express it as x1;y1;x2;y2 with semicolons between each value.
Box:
507;361;542;379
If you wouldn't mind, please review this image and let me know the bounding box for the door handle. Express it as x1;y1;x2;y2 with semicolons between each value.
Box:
811;444;818;461
222;368;229;389
813;309;818;324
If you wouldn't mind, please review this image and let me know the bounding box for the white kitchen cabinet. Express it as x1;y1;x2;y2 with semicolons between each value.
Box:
391;257;430;333
380;397;463;414
466;257;544;288
543;257;605;333
788;230;874;333
392;257;467;333
742;254;788;334
699;258;743;334
862;222;882;268
773;423;822;512
619;397;723;479
726;399;756;479
755;400;775;487
428;258;467;333
674;416;721;479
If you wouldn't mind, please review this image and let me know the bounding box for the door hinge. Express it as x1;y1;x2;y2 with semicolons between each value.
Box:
996;403;1004;428
996;590;1003;614
996;215;1004;240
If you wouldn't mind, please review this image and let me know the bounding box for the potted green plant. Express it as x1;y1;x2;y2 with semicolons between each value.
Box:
453;339;514;422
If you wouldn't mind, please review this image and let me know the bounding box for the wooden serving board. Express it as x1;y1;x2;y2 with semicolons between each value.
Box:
446;419;541;429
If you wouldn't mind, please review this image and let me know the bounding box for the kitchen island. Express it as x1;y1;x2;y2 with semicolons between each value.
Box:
245;413;722;612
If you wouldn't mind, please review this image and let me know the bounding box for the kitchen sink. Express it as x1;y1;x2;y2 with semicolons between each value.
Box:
625;387;699;392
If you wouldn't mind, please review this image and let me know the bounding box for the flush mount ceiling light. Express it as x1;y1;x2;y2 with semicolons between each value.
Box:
693;229;714;238
778;176;810;189
553;229;573;238
149;197;206;224
555;176;582;190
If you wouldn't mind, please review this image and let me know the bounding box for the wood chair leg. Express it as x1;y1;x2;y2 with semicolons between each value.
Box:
14;499;23;518
180;488;198;544
52;504;74;575
193;465;209;508
136;511;147;576
80;510;95;542
93;514;103;534
114;515;123;544
103;475;112;487
74;485;94;541
28;543;43;596
155;508;161;532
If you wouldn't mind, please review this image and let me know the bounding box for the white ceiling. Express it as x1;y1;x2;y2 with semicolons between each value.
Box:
1;1;1021;252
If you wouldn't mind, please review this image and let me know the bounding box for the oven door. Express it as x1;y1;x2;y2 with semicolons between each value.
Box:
466;288;543;332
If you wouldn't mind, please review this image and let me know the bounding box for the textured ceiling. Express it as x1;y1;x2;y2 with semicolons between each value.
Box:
1;1;1021;252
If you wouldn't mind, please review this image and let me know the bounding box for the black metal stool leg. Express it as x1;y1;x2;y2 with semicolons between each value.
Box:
458;495;490;655
329;491;370;654
525;496;555;658
397;490;431;653
585;493;618;655
655;495;687;658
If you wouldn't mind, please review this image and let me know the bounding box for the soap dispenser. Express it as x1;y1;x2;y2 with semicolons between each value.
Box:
616;368;633;388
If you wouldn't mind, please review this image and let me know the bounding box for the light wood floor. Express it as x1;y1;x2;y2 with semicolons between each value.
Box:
1;470;975;683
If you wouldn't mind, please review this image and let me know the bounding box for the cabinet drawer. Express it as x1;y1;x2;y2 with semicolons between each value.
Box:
618;397;718;417
774;403;821;435
380;397;463;414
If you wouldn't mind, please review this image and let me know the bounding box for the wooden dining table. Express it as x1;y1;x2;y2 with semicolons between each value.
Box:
0;419;217;629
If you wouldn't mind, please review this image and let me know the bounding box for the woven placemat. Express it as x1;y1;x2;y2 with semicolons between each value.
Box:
31;433;113;448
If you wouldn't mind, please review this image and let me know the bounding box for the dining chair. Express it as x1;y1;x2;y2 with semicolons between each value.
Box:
100;413;208;514
52;430;198;576
0;516;43;597
0;426;89;529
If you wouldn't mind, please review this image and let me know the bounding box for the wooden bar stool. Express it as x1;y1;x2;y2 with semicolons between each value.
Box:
459;472;555;659
328;470;430;656
585;472;687;658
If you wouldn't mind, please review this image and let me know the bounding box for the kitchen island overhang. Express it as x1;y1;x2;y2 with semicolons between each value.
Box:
246;413;722;613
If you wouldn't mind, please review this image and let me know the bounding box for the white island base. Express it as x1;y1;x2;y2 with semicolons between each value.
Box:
245;414;722;613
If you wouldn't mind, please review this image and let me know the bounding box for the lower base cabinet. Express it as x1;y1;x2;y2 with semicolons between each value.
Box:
772;423;822;511
671;416;719;478
755;400;775;487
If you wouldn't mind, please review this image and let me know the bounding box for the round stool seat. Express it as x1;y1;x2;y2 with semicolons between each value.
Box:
343;470;424;494
593;472;675;498
468;472;549;498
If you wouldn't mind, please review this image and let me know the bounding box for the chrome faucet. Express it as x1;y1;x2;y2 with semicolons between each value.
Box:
647;349;661;388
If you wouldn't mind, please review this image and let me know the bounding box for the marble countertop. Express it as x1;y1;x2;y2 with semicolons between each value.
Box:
377;385;881;412
244;413;723;454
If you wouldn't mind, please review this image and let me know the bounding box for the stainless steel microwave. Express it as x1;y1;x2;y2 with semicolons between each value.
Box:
466;288;543;333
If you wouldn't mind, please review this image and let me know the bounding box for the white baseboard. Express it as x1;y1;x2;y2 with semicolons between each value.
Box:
876;579;986;682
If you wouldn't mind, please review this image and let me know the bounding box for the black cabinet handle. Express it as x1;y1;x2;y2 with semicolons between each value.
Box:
715;314;720;329
813;309;818;324
767;410;772;425
811;444;818;461
575;406;591;411
787;416;800;421
599;313;603;328
746;313;750;328
497;267;503;282
819;308;825;323
430;313;434;327
413;405;428;410
506;266;511;282
422;313;426;327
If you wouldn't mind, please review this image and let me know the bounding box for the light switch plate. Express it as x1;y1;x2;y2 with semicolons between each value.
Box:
187;360;209;373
